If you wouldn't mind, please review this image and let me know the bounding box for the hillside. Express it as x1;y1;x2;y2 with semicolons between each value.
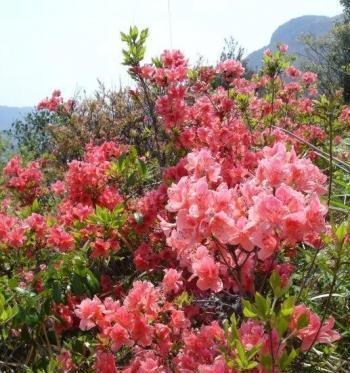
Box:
0;106;32;131
246;15;339;70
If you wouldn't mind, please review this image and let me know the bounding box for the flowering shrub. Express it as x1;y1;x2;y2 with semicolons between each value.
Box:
1;26;349;372
37;89;75;113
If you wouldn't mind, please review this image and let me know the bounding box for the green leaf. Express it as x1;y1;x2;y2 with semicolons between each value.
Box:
296;313;309;330
276;315;290;336
236;340;247;363
71;274;86;295
131;26;138;39
281;296;295;317
247;343;262;360
47;358;58;373
223;319;230;337
261;354;272;370
173;291;192;307
52;281;62;303
25;308;40;326
31;198;40;212
8;278;18;289
247;361;259;369
255;292;268;318
0;293;4;310
140;28;149;41
120;32;129;42
85;270;100;294
230;313;240;340
136;158;147;178
335;222;348;242
270;271;281;295
279;348;298;370
329;199;350;211
0;309;8;321
243;300;257;318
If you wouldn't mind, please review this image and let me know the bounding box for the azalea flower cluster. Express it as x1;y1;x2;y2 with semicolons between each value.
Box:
3;155;43;203
160;142;327;294
140;45;331;163
73;280;340;372
74;280;192;372
1;38;347;373
37;89;75;113
137;50;188;86
0;141;127;258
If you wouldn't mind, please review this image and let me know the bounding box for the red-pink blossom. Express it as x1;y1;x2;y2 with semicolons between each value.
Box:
162;268;183;294
57;349;74;372
91;239;112;258
47;226;74;252
339;106;350;123
192;246;223;292
217;59;245;79
302;72;317;85
290;305;340;351
278;44;289;53
94;350;117;373
75;296;104;330
97;187;123;211
51;180;66;195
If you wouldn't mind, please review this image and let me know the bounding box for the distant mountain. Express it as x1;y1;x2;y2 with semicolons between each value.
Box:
246;15;340;71
0;106;33;132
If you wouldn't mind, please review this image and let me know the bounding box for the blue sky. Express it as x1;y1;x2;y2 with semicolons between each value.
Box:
0;0;343;106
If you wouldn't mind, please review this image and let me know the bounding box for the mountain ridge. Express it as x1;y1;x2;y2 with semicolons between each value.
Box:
0;106;33;132
246;14;341;70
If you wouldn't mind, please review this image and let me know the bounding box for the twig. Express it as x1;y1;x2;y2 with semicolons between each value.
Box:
0;360;29;368
271;125;350;173
327;112;335;207
296;246;321;303
304;238;345;357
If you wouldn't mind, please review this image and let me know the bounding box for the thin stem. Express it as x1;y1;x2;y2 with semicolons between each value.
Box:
25;345;34;366
115;231;133;251
42;323;53;356
269;76;276;135
268;328;276;373
213;237;244;296
327;112;334;207
304;239;344;357
138;75;163;165
296;247;321;303
0;361;29;369
271;125;350;173
259;251;278;293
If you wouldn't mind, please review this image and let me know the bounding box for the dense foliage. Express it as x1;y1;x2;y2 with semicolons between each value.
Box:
302;1;350;102
1;26;350;373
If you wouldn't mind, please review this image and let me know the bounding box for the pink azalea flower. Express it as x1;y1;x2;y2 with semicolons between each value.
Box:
75;296;104;330
339;106;350;123
192;247;223;292
47;226;74;252
216;59;245;79
290;305;340;351
162;269;183;294
51;180;66;195
302;72;317;85
57;349;74;372
278;44;289;53
108;324;133;351
239;320;265;350
94;350;117;373
90;239;111;258
97;187;123;211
